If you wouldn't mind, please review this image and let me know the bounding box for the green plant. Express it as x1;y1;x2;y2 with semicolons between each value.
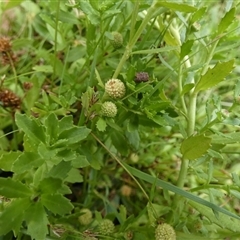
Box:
0;0;240;239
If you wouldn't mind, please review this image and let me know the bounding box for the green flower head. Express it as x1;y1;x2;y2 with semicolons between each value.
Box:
155;223;176;240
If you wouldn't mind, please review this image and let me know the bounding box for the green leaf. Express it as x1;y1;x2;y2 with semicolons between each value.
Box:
181;83;195;95
190;7;207;23
13;152;44;174
156;2;197;13
15;113;46;144
123;163;240;220
58;126;91;144
180;40;194;60
0;198;32;235
180;135;211;160
211;132;240;144
0;151;21;171
79;1;100;25
58;10;79;24
194;60;235;93
32;65;53;73
44;113;59;145
190;201;240;232
25;202;49;240
47;161;72;179
2;0;25;10
38;143;58;160
58;115;75;132
0;178;32;198
111;131;129;156
71;154;90;168
38;177;63;194
96;118;107;132
33;165;48;186
217;8;235;34
125;130;140;149
41;193;73;215
65;168;83;183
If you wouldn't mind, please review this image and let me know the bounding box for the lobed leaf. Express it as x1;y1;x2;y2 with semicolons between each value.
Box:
217;8;236;35
38;177;63;194
13;152;44;174
41;193;73;215
15;113;46;145
58;126;91;144
0;178;33;198
0;151;21;172
25;202;49;240
0;198;32;235
194;60;235;93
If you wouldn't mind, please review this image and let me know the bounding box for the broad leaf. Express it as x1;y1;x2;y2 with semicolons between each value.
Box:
96;118;107;132
58;126;91;144
0;198;31;235
47;160;72;179
65;168;83;183
0;151;21;171
111;131;129;156
13;152;44;174
38;177;63;194
25;202;49;240
0;178;32;198
180;135;211;160
58;115;75;132
15;113;46;144
71;154;90;168
41;193;73;215
194;60;235;93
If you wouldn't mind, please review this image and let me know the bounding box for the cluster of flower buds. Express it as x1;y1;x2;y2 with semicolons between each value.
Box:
102;78;126;118
110;32;123;49
155;223;176;240
0;37;16;65
98;219;115;236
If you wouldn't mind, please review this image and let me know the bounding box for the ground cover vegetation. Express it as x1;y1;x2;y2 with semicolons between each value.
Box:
0;0;240;239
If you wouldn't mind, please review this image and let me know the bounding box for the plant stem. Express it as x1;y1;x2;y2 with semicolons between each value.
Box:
53;0;61;81
113;2;166;78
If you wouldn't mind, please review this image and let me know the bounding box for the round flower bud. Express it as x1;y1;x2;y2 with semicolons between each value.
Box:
105;79;126;99
110;32;123;49
101;101;117;117
78;208;93;225
98;219;115;236
155;223;176;240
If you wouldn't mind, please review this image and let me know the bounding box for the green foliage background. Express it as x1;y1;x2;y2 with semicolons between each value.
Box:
0;0;240;239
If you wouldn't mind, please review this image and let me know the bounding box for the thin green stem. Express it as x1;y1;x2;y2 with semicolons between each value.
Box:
178;63;187;114
53;0;61;80
201;39;220;76
112;2;166;78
